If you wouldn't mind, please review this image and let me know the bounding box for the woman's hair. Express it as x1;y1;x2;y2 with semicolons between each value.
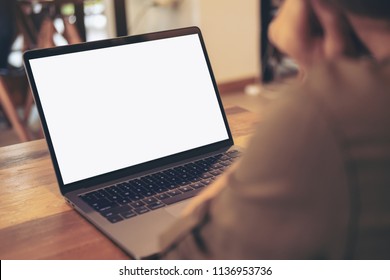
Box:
326;0;390;19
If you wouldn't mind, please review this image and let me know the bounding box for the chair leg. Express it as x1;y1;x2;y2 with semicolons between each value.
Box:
23;87;34;123
62;16;82;44
0;78;30;142
37;17;55;49
23;87;44;139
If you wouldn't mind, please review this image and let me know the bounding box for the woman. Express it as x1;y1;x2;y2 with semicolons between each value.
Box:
159;0;390;259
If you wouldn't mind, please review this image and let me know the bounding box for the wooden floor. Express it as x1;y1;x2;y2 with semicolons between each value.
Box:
0;85;280;148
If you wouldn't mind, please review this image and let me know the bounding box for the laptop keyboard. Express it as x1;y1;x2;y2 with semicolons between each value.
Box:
79;149;241;223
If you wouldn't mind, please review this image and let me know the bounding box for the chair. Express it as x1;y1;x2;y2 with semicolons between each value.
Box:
0;0;31;142
0;0;83;143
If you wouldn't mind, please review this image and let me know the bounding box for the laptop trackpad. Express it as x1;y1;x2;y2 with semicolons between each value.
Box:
165;200;191;218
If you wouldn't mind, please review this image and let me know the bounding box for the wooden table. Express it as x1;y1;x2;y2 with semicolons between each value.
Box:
0;106;260;259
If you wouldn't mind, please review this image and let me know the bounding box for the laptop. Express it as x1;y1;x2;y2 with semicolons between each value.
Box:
23;26;241;259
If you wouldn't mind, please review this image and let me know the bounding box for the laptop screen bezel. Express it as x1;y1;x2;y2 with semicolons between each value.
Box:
23;27;234;195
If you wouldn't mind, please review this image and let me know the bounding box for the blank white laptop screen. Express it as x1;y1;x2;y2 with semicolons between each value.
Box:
29;34;229;185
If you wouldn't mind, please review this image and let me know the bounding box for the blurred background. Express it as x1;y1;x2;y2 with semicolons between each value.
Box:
0;0;296;147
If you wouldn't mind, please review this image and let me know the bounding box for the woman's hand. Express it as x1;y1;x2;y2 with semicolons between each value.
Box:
268;0;361;70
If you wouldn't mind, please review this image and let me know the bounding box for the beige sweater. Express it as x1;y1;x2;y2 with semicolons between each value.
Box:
160;59;390;259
